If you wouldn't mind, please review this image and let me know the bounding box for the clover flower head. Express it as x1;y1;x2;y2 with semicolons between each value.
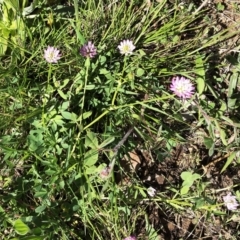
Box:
147;187;156;197
118;40;135;55
80;41;97;58
170;76;195;99
223;193;239;211
99;165;112;179
44;46;61;63
123;236;137;240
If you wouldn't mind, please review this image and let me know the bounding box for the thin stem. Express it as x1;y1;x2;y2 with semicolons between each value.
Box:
73;0;79;30
79;58;90;127
111;79;122;106
42;64;52;126
70;58;90;156
83;109;110;131
111;56;127;106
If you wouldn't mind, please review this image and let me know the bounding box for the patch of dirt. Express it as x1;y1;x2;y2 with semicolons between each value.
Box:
125;139;240;239
119;120;240;238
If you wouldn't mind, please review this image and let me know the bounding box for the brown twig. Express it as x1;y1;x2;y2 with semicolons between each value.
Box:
204;152;231;169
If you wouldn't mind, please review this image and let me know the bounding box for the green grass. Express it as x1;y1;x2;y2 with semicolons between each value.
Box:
0;0;240;239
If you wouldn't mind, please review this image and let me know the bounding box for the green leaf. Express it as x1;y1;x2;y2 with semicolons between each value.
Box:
138;49;146;56
172;35;179;43
85;84;96;90
31;227;42;235
0;32;10;55
227;98;237;109
213;210;227;216
182;180;194;187
195;54;205;76
54;117;65;126
84;149;98;166
192;173;201;181
139;188;147;197
217;2;225;11
180;186;189;195
85;131;98;149
221;152;236;173
99;55;107;65
57;89;68;100
60;78;70;89
206;83;218;99
82;111;92;119
220;129;227;146
131;113;141;120
228;72;238;97
128;72;134;82
195;54;205;94
85;165;97;174
61;142;69;149
59;180;65;189
100;68;110;75
73;205;79;211
27;130;44;152
45;169;56;175
34;190;47;198
214;120;227;146
204;137;214;149
70;113;77;122
180;171;192;181
61;101;69;110
181;171;200;188
13;219;30;236
10;20;18;30
145;215;158;239
0;205;4;212
195;198;205;209
98;136;115;148
196;77;205;95
61;111;72;120
136;68;145;77
35;205;47;213
208;143;215;157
